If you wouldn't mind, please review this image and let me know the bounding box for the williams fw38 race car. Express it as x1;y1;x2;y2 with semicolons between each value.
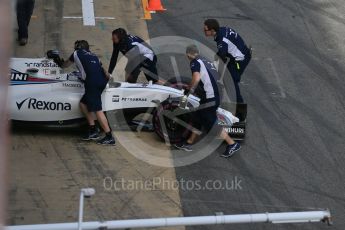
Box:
8;57;246;143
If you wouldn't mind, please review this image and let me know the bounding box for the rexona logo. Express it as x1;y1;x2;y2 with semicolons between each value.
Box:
16;98;71;111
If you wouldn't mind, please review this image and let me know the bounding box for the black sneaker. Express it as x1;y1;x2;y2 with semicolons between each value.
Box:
97;135;116;146
221;142;241;158
19;38;28;46
82;130;100;141
174;142;193;152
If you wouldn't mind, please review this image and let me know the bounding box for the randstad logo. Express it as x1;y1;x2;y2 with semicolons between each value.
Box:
16;98;71;111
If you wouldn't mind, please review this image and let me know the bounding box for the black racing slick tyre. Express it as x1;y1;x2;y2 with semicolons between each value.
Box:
152;98;193;144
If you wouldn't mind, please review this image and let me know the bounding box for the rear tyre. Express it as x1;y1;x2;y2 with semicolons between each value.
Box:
152;98;193;144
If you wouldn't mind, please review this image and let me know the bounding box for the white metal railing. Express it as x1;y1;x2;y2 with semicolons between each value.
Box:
6;188;332;230
5;210;332;230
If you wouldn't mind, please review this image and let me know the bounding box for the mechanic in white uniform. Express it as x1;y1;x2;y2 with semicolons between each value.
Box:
174;45;241;158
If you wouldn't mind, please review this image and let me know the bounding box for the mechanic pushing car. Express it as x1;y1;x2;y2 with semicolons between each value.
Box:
174;45;241;158
108;28;160;84
204;19;251;121
48;40;115;145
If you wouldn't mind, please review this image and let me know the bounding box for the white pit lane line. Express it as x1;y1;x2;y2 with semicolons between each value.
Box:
63;0;115;26
63;16;116;20
81;0;95;26
170;56;181;82
268;58;286;98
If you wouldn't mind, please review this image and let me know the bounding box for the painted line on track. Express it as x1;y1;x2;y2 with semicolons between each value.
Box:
63;16;116;20
268;58;286;98
81;0;96;26
170;56;180;77
170;56;182;83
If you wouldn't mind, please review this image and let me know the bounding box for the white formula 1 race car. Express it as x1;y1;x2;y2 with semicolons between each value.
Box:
9;57;246;143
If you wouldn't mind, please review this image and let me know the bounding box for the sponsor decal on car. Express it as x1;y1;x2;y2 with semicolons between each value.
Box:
16;98;71;111
43;69;51;75
10;69;61;85
224;127;245;134
121;97;147;102
62;82;82;88
25;61;58;68
112;95;120;102
10;72;29;81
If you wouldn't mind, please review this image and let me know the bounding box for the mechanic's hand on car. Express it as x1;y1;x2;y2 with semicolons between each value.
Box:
214;53;219;62
179;95;188;109
53;57;65;68
102;67;111;80
46;50;64;68
46;50;60;59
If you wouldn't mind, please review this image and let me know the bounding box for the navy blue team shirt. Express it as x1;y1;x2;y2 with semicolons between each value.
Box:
215;27;250;62
69;49;107;88
108;34;155;73
190;56;220;107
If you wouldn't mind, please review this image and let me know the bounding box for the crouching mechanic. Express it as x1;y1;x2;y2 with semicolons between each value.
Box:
174;45;240;158
108;28;161;84
48;40;115;145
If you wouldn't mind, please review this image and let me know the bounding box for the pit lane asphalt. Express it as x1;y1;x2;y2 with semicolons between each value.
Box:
146;1;345;229
9;1;184;228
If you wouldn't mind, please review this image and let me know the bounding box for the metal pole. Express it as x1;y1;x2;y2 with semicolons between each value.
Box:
78;188;95;230
78;192;84;230
0;0;11;230
5;210;331;230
